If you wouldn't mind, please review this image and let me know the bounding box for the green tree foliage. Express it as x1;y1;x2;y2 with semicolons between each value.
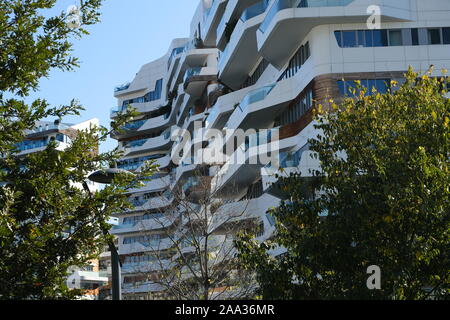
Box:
0;0;157;299
236;68;450;300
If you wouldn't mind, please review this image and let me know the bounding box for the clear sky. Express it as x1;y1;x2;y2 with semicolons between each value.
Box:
27;0;199;153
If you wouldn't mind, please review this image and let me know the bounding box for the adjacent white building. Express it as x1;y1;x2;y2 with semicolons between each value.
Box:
8;118;109;300
111;0;450;300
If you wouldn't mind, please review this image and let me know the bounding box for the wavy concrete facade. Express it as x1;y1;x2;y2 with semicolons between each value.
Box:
111;0;450;299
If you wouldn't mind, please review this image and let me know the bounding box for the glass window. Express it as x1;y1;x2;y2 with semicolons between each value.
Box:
443;27;450;45
337;80;345;95
343;31;357;48
304;42;310;60
376;79;389;94
346;81;358;97
428;28;441;45
365;30;373;47
389;30;403;46
373;30;388;47
357;30;365;47
334;31;342;47
411;28;419;46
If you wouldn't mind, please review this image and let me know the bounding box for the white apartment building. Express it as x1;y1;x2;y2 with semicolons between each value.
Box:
111;0;450;300
9;118;109;300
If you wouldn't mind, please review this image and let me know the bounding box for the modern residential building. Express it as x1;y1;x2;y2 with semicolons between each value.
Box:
11;118;109;300
111;0;450;299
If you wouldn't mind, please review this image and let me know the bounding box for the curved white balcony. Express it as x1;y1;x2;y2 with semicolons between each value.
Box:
122;130;172;157
218;0;270;89
202;0;229;47
216;0;264;49
111;100;165;118
111;215;178;235
117;154;171;172
176;94;193;126
122;282;166;294
126;175;171;195
224;60;315;133
112;112;174;140
121;259;175;275
124;195;174;215
183;66;218;97
205;86;254;130
261;130;320;196
168;45;218;94
257;0;414;68
15;141;70;157
211;126;281;196
208;193;280;233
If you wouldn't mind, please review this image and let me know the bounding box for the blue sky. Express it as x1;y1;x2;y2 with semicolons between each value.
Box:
27;0;199;152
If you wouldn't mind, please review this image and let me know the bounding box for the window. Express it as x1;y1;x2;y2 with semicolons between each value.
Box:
278;42;310;81
364;30;373;47
343;31;357;48
428;28;441;45
335;31;342;47
373;30;388;47
443;27;450;45
411;28;419;46
338;79;391;97
389;30;403;46
336;27;450;48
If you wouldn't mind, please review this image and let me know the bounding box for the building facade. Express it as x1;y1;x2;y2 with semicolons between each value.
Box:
111;0;450;300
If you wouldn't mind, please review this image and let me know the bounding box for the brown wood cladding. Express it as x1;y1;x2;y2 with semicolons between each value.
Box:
277;71;406;140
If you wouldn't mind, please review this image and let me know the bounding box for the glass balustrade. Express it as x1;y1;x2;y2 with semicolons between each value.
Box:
218;43;232;71
205;105;219;127
124;138;147;149
122;119;146;131
224;84;275;129
167;46;186;70
240;0;270;22
28;123;70;134
117;154;166;171
114;82;130;92
182;176;201;192
240;84;275;113
216;12;227;39
183;67;202;83
15;139;50;152
218;0;270;72
113;213;165;230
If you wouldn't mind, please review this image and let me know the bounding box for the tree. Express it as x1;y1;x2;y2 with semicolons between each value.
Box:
236;68;450;300
0;0;156;299
123;168;259;300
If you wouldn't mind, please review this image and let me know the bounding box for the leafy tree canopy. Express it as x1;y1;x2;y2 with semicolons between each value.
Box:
0;0;156;299
237;68;450;300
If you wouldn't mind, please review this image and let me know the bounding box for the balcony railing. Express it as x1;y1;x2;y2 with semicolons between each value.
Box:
183;67;202;83
167;46;186;70
114;82;130;93
117;154;166;171
218;0;269;72
225;84;275;129
15;139;50;152
27;123;70;135
240;0;270;23
123;138;147;149
259;0;354;33
121;119;147;131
